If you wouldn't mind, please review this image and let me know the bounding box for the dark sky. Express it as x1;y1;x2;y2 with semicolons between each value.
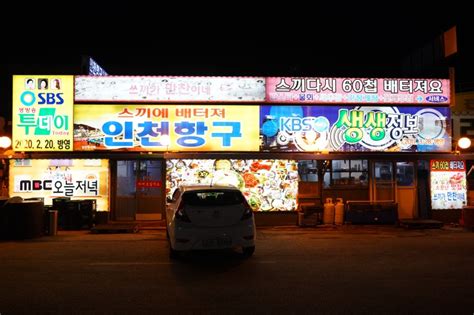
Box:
2;3;462;74
0;3;467;121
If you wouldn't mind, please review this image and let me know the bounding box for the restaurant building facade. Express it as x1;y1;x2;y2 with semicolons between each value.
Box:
4;75;463;225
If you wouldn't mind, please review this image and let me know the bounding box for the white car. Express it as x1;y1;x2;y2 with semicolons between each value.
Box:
166;185;256;258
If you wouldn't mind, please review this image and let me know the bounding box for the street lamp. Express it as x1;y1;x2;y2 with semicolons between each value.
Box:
458;137;471;150
0;136;11;149
455;137;471;154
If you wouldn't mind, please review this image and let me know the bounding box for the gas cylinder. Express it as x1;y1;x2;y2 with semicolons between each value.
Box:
335;198;344;225
323;198;335;225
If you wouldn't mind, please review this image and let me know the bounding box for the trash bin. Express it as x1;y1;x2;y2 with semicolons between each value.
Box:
48;210;58;236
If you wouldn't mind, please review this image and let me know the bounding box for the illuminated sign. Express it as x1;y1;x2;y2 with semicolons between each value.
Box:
9;159;109;211
430;160;467;210
166;159;298;212
266;77;451;105
12;75;74;151
136;180;162;188
74;76;265;102
15;172;99;196
74;105;260;152
260;106;451;152
430;160;466;172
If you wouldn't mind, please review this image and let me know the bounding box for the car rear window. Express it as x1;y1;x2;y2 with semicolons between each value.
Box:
182;191;244;206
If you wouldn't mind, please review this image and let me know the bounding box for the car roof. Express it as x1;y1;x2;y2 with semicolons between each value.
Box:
179;184;241;192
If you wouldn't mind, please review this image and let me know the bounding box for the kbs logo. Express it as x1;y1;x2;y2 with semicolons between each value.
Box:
20;91;64;106
19;180;52;191
279;116;330;133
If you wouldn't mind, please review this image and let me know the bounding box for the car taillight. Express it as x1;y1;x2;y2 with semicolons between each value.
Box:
241;200;254;220
175;202;191;222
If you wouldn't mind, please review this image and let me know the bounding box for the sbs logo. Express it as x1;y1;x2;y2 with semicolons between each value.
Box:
20;91;64;106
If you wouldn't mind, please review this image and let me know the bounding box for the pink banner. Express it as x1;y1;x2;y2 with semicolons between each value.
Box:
266;77;451;105
75;76;265;103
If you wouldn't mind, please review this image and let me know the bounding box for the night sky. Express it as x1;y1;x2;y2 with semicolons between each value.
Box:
0;3;469;123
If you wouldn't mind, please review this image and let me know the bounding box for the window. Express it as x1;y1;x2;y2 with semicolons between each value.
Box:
396;162;414;186
298;160;318;182
374;162;393;181
183;191;244;206
323;160;368;188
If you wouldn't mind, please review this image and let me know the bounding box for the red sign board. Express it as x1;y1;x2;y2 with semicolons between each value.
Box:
136;180;162;188
430;160;466;172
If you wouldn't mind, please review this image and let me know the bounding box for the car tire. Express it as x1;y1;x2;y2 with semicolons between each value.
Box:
242;246;255;258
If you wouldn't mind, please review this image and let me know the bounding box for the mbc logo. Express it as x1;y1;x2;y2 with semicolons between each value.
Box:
20;91;64;106
19;180;52;191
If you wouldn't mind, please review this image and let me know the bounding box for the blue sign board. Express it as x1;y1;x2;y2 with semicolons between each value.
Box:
260;105;451;152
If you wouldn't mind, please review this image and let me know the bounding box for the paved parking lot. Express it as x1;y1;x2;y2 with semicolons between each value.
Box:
1;225;474;314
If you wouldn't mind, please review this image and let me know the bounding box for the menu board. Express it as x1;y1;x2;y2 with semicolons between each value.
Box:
166;159;298;212
430;160;467;210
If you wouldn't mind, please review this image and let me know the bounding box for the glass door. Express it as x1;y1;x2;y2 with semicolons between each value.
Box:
371;161;395;201
115;160;137;220
115;160;164;221
396;161;416;219
136;160;164;220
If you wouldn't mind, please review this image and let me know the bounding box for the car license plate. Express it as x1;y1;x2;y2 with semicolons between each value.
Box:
202;237;232;248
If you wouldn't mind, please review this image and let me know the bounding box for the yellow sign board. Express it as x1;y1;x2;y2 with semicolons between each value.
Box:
74;105;260;151
12;75;74;151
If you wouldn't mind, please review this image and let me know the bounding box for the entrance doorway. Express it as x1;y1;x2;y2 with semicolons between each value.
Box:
114;160;164;221
371;161;395;201
370;160;417;219
396;161;417;219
